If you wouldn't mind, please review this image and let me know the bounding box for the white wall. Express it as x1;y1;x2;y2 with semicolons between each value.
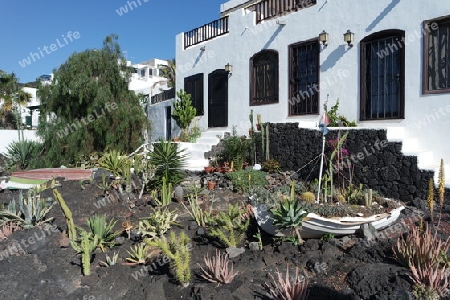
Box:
176;0;450;165
0;130;39;154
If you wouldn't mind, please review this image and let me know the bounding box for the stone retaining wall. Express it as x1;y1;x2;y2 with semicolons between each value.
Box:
256;123;435;203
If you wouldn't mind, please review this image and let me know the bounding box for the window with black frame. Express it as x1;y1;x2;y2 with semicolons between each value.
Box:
289;40;320;115
424;17;450;93
250;50;279;105
360;30;405;120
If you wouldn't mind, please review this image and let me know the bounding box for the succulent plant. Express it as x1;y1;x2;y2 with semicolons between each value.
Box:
272;200;307;229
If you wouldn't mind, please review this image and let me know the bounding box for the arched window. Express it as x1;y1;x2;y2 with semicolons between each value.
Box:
250;50;279;105
360;30;405;120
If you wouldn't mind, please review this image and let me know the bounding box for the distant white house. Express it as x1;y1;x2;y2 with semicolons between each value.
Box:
127;58;171;102
175;0;450;177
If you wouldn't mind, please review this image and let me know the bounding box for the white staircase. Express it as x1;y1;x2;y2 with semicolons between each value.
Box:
386;126;450;187
179;128;229;171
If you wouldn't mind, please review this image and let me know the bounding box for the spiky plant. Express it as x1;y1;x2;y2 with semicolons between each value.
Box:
0;190;54;229
410;263;448;299
150;140;187;186
272;199;308;245
266;264;308;300
85;214;120;252
427;178;435;214
197;249;239;285
125;243;150;265
392;223;450;269
438;159;445;208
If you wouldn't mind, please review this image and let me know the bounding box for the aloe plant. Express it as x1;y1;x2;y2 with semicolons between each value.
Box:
125;243;150;265
85;214;120;252
99;150;128;176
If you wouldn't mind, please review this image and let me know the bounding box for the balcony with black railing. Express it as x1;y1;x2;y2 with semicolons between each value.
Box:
184;16;229;49
151;88;175;105
254;0;317;24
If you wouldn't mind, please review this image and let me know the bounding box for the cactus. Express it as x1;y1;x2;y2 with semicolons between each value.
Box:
53;189;77;241
72;230;99;276
300;192;316;203
438;158;445;208
290;180;295;202
145;231;191;286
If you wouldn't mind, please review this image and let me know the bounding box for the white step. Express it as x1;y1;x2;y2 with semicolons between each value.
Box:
180;128;230;171
403;150;434;169
401;138;420;152
184;158;209;171
386;126;405;140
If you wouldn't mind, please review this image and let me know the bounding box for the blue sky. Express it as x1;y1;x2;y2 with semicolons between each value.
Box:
0;0;224;83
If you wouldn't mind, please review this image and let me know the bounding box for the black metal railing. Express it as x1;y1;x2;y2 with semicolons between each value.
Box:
184;16;229;49
255;0;316;24
151;88;175;105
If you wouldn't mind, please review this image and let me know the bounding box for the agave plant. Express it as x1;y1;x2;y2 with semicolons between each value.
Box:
0;190;54;228
149;140;187;186
272;199;308;245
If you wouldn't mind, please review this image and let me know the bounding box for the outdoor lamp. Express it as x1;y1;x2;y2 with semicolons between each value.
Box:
344;30;354;47
319;30;329;46
225;63;233;74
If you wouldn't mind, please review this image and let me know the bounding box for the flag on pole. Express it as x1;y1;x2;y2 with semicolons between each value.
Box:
319;111;330;135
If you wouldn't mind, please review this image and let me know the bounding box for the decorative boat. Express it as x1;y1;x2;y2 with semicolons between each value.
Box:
11;168;93;181
0;176;49;190
252;202;405;239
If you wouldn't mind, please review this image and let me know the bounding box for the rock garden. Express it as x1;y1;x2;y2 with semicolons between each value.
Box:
0;125;449;300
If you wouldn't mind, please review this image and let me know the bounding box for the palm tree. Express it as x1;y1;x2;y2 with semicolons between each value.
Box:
0;70;32;128
158;59;175;88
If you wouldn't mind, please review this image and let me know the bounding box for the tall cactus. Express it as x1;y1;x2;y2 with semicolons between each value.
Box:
53;189;77;241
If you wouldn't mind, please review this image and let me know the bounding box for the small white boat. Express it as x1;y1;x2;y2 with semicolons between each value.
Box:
252;203;405;239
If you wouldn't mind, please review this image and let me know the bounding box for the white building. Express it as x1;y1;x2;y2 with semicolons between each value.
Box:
128;58;171;102
175;0;450;175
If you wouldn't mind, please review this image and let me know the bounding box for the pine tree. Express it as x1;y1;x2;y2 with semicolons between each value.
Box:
36;35;149;166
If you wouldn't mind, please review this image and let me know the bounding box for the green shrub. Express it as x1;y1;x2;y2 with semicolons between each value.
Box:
172;89;196;130
219;127;251;170
261;159;280;173
226;169;267;194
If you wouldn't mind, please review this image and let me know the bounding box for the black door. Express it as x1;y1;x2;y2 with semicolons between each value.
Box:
208;69;228;127
166;106;172;140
